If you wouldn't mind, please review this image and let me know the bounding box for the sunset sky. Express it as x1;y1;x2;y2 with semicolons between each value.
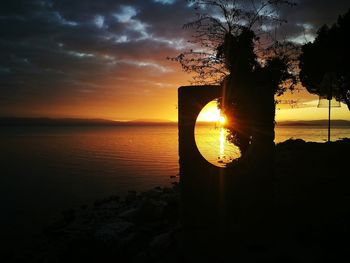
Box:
1;0;349;121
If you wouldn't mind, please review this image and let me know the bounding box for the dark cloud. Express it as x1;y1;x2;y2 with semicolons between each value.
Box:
277;0;350;42
288;0;349;25
0;0;349;117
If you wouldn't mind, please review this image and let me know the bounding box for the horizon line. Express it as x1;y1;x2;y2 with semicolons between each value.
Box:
1;116;350;124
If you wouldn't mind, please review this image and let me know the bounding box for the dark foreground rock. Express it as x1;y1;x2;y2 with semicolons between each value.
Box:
45;185;180;263
5;138;350;263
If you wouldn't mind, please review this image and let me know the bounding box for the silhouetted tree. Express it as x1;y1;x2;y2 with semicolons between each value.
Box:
171;0;297;84
299;9;350;110
171;0;298;163
221;29;296;167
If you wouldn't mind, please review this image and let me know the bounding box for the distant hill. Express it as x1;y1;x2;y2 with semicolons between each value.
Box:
126;119;176;126
1;117;349;127
0;117;118;126
0;117;176;126
276;120;350;127
130;118;173;123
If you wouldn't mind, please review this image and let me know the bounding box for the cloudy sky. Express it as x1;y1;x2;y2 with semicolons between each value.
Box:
1;0;349;121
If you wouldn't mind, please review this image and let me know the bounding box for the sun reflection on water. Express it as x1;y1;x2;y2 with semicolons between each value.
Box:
195;98;241;167
219;128;225;159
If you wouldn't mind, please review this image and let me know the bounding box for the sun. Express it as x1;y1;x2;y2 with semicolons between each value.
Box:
219;115;226;124
196;100;226;124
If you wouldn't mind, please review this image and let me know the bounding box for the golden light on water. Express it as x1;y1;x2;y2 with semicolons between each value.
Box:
219;128;225;159
195;99;241;167
219;116;226;125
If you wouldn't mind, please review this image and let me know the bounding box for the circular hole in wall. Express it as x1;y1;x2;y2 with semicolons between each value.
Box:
194;98;241;168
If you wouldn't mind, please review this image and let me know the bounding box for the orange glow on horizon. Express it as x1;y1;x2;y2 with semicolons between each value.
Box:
4;77;350;123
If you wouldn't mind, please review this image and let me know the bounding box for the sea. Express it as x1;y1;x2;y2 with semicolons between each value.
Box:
0;124;349;251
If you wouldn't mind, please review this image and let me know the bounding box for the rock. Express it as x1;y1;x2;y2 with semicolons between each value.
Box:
95;221;134;242
132;251;151;263
162;195;179;223
61;209;76;223
107;195;120;202
150;231;173;249
140;189;162;199
120;232;137;247
162;187;173;194
118;208;139;221
94;196;119;207
137;198;166;222
150;231;175;259
125;191;138;203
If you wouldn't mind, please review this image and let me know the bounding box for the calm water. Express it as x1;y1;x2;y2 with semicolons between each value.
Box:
0;126;179;250
0;125;349;250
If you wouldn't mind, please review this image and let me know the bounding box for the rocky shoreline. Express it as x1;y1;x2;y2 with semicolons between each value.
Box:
6;138;350;262
19;183;181;263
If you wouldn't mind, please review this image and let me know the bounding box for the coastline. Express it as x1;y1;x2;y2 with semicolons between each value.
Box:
5;138;350;262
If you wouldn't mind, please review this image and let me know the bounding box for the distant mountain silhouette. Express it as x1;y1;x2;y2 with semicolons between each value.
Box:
276;120;350;127
130;118;174;123
1;117;349;127
126;119;176;126
0;117;176;126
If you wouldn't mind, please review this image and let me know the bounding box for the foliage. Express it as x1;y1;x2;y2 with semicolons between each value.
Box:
299;9;350;110
169;0;298;92
171;0;301;158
